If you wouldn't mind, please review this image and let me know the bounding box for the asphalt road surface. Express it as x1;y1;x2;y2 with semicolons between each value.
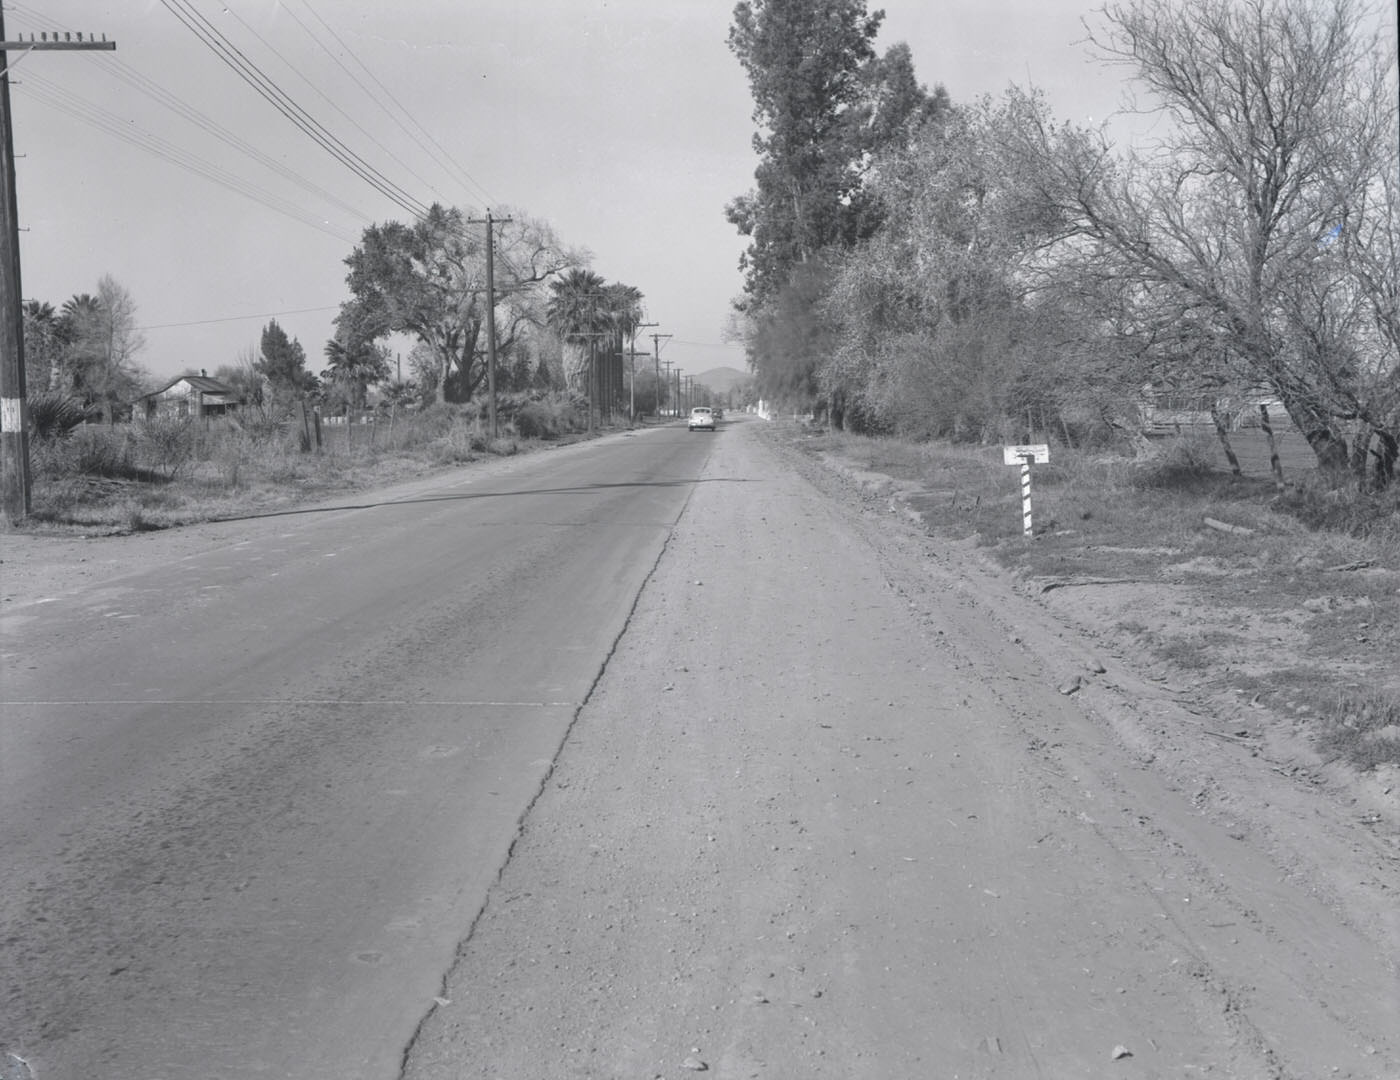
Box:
1;425;716;1079
4;418;1397;1080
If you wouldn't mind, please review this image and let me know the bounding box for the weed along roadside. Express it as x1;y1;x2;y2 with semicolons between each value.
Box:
766;421;1400;784
13;396;609;535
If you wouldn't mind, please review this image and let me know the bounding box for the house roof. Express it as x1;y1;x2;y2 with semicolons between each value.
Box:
141;374;236;398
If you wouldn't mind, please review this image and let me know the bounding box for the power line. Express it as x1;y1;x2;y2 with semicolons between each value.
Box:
289;0;497;208
7;3;371;224
17;71;358;243
89;54;371;221
672;338;749;350
157;0;429;219
158;0;426;217
217;3;457;210
139;304;342;331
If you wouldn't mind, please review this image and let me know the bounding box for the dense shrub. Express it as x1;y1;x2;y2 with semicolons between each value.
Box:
53;425;141;479
514;401;559;439
137;416;200;479
1132;435;1219;489
505;393;585;440
27;392;89;438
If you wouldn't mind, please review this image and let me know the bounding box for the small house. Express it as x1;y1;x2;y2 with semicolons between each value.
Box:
140;372;238;421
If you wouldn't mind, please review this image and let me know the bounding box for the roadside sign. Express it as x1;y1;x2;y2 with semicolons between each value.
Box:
1002;444;1050;465
1003;444;1050;536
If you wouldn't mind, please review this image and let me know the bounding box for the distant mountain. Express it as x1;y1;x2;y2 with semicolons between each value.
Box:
694;366;753;395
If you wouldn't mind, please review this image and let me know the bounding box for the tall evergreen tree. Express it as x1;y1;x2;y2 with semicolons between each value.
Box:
726;0;946;306
256;319;316;409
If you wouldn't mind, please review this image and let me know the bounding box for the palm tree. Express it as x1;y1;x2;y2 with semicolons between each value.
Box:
601;283;644;419
322;337;390;415
546;268;608;429
21;300;59;394
56;294;104;406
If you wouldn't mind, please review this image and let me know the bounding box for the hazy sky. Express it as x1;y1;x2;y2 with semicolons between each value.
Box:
13;0;1142;387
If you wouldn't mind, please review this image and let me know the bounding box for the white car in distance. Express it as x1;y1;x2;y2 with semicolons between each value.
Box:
688;407;716;432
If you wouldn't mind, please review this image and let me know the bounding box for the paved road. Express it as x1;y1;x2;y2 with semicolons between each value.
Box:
0;424;715;1080
6;418;1398;1080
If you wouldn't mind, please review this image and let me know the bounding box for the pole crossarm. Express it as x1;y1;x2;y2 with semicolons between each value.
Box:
1;39;116;51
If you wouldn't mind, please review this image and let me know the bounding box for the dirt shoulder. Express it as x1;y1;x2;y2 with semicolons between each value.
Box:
801;428;1400;965
401;419;1398;1078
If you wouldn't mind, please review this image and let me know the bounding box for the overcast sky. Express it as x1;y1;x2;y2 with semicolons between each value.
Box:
13;0;1155;387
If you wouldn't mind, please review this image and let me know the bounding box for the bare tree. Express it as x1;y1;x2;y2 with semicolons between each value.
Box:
1019;0;1396;481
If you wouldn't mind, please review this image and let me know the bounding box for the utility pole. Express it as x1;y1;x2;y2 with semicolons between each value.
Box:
467;209;512;440
571;330;607;433
1;21;115;525
628;321;657;423
651;332;671;420
660;358;674;419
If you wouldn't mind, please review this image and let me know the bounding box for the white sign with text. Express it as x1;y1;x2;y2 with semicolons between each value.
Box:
1002;444;1050;465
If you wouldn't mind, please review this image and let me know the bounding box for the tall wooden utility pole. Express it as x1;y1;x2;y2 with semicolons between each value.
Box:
467;210;512;440
628;321;656;423
1;20;115;525
651;332;671;419
660;358;674;419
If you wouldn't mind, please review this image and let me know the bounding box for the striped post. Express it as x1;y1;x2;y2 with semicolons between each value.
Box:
1021;455;1033;537
1003;444;1049;538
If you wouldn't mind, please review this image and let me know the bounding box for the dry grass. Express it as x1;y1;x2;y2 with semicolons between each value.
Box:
21;400;588;535
1313;689;1400;771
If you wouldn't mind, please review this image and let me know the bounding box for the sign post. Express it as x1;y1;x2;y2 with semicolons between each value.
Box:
1002;444;1050;537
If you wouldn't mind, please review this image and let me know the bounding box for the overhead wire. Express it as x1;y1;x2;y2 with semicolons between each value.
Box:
6;2;369;228
217;2;459;211
138;305;342;331
17;70;359;244
8;3;577;334
156;0;430;219
87;54;371;222
290;0;497;208
158;0;426;218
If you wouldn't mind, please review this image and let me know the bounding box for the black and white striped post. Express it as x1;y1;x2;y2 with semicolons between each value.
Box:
1002;444;1050;538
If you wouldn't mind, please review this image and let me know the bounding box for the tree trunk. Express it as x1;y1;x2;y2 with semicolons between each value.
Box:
563;342;589;396
1350;428;1372;490
1210;405;1242;476
829;390;845;431
1371;430;1397;491
1275;392;1350;481
1259;404;1285;490
436;354;451;406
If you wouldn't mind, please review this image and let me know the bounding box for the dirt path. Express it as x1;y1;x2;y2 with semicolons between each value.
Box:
399;421;1399;1079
